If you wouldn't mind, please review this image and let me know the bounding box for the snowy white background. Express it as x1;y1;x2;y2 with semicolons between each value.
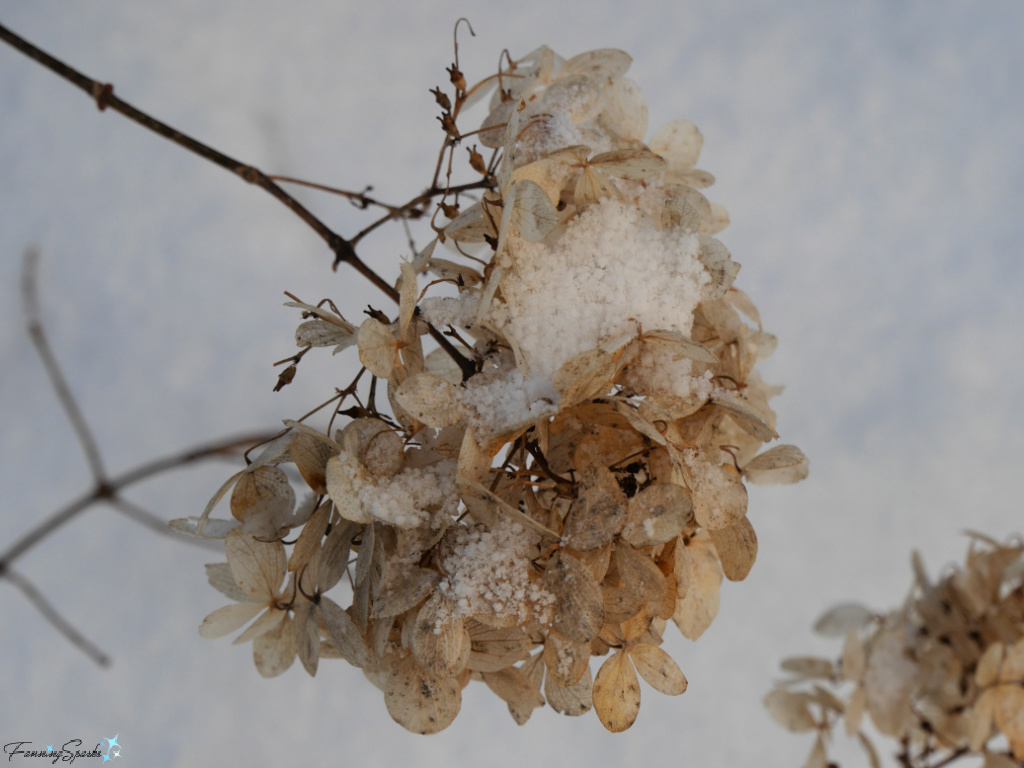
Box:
2;2;1023;766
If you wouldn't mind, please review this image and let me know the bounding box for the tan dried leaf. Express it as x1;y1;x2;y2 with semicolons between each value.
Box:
394;373;461;428
372;568;441;619
561;468;628;551
993;685;1024;759
603;585;644;624
593;650;641;732
230;465;295;527
710;391;778;441
384;654;462;734
672;532;723;640
411;592;469;679
661;186;712;233
618;483;692;548
780;656;835;680
708;517;758;581
545;663;593;716
554;348;619;407
291;432;339;495
466;622;532;673
544;550;606;643
641;329;718;365
357;317;398;380
649;120;702;172
845;685;867;736
225;528;286;601
999;637;1024;683
590;148;666;180
763;689;817;732
743;444;809;486
482;666;546;725
253;613;295;678
615;542;668;612
544;630;590;687
319;595;371;668
977;642;1005;687
698;235;740;300
970;688;998;752
509;180;559;242
629;642;687;696
814;603;874;637
693;462;749;531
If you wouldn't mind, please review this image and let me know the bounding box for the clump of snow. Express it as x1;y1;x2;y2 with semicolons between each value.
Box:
420;294;481;330
439;518;555;623
336;457;459;529
493;197;710;383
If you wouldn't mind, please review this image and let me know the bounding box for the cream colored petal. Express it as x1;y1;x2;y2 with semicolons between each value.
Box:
813;602;874;637
763;689;817;732
544;551;605;643
225;528;286;601
466;622;533;673
622;483;692;547
649;120;702;172
743;445;809;486
592;650;641;733
708;517;758;581
233;605;285;645
394;373;461;428
252;613;295;678
357;317;398;380
198;602;264;640
481;667;545;725
384;654;462;734
543;630;590;687
672;533;723;641
319;595;371;668
629;642;687;696
545;663;593;716
560;49;632;80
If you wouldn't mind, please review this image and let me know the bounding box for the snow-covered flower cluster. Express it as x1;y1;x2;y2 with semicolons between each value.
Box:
767;533;1024;768
176;45;807;733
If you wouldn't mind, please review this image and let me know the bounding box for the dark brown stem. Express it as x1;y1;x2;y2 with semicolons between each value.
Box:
1;21;478;382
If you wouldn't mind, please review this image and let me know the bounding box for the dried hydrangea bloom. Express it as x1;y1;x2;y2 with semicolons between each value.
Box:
767;533;1024;767
177;43;806;734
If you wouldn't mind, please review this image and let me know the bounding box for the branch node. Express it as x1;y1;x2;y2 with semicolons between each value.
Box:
238;165;261;184
91;81;114;111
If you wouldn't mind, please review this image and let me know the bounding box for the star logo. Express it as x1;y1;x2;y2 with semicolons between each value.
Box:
46;746;54;753
105;734;120;751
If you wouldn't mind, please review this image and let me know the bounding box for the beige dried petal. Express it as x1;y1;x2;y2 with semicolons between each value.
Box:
806;735;828;768
457;426;493;485
780;656;835;680
230;465;295;526
411;592;468;679
544;630;590;687
171;515;239;540
993;685;1024;759
743;445;809;486
479;97;517;150
814;603;874;637
999;637;1024;683
672;533;722;640
615;543;667;612
693;462;749;531
398;260;417;338
725;287;760;326
710;391;779;441
233;604;286;645
700;201;730;235
292;599;319;676
543;74;605;124
614;401;667;446
199;602;265;640
863;625;917;737
324;453;373;524
544;550;606;643
629;642;687;696
295;318;357;351
384;654;462;734
357;317;398;380
319;595;371;668
661;186;712;233
574;165;617;205
509;180;559;242
708;517;758;581
590;148;666;180
573;544;612;583
497;98;524;190
982;752;1020;768
482;667;546;725
623;490;686;549
763;689;817;732
648;120;702;172
394;373;461;428
460;480;559;541
545;663;593;716
593;650;641;732
977;642;1005;687
698;235;740;300
603;586;644;625
669;168;715;189
225;529;286;601
845;685;867;736
466;623;533;673
291;432;339;495
842;628;866;682
561;473;628;551
317;518;356;592
560;48;632;80
641;329;718;365
970;688;998;752
253;613;295;678
205;562;254;604
674;538;692;601
555;348;619;407
372;568;441;619
442;202;498;244
599;77;647;141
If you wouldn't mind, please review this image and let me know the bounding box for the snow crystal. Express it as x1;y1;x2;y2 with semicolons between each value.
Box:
439;518;555;623
493;197;710;385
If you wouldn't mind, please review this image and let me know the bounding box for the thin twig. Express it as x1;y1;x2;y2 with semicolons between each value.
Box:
0;21;477;381
22;247;106;483
2;568;111;667
0;431;275;569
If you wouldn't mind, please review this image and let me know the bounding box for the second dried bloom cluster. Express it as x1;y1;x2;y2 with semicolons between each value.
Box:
178;45;807;733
